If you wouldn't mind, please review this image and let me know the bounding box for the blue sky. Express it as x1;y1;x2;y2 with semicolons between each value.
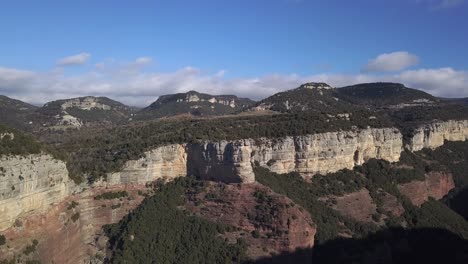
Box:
0;0;467;106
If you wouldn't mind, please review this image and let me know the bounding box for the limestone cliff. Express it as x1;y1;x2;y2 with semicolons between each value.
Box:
107;128;402;184
252;128;402;177
104;120;468;184
107;144;188;184
407;120;468;151
0;154;72;231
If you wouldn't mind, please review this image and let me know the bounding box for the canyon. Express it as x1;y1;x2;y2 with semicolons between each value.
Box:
0;119;467;262
108;120;467;185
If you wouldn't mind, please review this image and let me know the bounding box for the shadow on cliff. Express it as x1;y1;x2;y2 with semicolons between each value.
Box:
445;186;468;221
245;227;468;264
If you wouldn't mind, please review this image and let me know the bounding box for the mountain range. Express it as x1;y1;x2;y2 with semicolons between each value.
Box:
0;82;464;132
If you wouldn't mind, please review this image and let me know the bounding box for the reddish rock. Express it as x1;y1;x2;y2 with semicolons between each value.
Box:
398;172;455;206
0;184;150;263
321;188;377;223
185;182;315;260
381;191;405;217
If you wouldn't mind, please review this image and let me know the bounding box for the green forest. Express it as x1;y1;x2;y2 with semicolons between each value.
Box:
104;177;247;264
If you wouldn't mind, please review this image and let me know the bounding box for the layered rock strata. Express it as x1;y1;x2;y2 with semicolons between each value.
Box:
407;120;468;151
109;127;403;184
0;154;72;231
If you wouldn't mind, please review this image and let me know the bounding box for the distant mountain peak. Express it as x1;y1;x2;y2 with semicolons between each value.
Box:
251;82;353;113
59;96;112;111
336;82;438;109
298;82;333;90
139;91;255;119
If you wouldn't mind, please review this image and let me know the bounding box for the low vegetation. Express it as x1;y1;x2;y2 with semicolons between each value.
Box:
0;124;44;156
94;191;128;200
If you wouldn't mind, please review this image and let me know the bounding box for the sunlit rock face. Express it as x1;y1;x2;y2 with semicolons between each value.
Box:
0;154;72;231
407;120;468;151
106;128;402;184
107;144;188;184
60;97;112;111
251;128;402;177
105;120;468;185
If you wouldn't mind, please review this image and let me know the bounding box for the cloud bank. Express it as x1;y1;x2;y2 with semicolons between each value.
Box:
1;54;467;106
363;51;419;72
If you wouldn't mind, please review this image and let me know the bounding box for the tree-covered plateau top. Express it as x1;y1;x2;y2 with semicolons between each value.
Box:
253;82;359;113
137;90;255;119
37;96;133;123
54;110;393;182
0;123;60;157
336;82;439;107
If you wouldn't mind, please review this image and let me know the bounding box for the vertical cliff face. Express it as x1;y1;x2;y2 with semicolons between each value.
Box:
187;140;257;183
107;144;187;184
0;154;72;231
103;120;467;185
188;128;402;182
108;128;402;184
407;120;468;151
252;128;402;177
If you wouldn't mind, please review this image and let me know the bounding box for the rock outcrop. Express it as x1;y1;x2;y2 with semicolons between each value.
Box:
0;154;72;231
60;96;112;111
397;172;455;206
104;120;468;185
251;128;402;177
0;184;149;263
407;120;468;151
109;127;403;184
107;144;188;184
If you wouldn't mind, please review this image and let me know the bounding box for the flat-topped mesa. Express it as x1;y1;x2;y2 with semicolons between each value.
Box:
177;91;238;108
299;82;333;90
140;90;255;119
407;120;468;151
0;154;72;231
60;96;112;111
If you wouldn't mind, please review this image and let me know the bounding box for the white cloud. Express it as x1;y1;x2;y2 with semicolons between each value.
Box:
134;57;152;65
56;52;91;66
363;51;419;72
0;59;467;106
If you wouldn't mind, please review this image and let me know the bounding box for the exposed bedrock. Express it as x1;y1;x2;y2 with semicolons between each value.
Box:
108;127;403;184
407;120;468;151
0;154;72;231
107;120;468;184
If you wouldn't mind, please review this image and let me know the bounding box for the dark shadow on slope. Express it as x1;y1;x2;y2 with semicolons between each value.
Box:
246;227;468;264
445;187;468;221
